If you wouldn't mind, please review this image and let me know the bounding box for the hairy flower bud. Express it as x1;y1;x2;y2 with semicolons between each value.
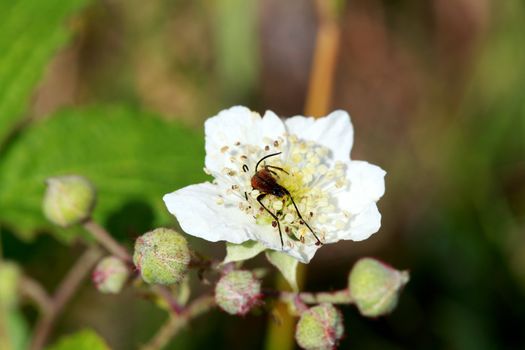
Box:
215;270;261;315
92;256;129;294
133;228;190;285
295;303;344;350
0;262;20;308
43;175;96;227
348;257;409;317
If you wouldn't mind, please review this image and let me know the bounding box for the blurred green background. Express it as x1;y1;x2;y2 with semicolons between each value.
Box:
1;0;524;349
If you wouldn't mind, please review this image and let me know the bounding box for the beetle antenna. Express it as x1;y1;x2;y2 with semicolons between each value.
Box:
255;152;282;172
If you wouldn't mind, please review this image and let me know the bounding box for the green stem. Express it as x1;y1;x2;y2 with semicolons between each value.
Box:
19;276;53;315
140;296;215;350
264;1;342;349
280;289;353;306
30;245;103;350
83;219;132;263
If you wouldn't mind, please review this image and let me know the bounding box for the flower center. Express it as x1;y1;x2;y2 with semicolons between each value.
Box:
211;134;351;248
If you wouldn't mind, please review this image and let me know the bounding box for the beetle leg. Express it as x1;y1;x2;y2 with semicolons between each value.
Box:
282;189;323;246
257;193;284;249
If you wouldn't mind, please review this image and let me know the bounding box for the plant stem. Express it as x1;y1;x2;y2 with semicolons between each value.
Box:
30;245;103;350
279;289;353;306
152;285;184;314
264;1;342;349
83;219;132;262
19;276;54;315
83;219;184;314
304;0;341;118
140;295;215;350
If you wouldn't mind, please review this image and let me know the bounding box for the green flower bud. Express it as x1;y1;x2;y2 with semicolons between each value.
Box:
215;270;261;315
92;256;129;294
295;303;344;350
133;228;190;285
43;175;96;227
0;262;20;308
348;257;409;317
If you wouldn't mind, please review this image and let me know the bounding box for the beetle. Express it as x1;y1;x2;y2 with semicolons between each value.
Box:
243;152;323;248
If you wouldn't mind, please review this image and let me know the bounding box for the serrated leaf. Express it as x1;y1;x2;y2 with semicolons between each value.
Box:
0;0;92;146
47;329;109;350
265;250;300;292
223;241;266;264
0;105;207;241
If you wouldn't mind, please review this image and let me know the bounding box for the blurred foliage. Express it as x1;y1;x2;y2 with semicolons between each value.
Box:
0;105;206;241
0;0;91;146
213;0;259;102
1;310;30;350
47;329;109;350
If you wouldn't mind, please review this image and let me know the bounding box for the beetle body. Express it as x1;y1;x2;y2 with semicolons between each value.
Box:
251;169;287;197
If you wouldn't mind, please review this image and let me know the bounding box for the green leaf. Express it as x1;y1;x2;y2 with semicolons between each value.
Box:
223;241;266;264
0;105;207;241
265;250;300;292
0;0;92;146
47;329;109;350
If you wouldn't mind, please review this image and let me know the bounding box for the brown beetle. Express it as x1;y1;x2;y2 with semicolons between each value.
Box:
243;152;322;248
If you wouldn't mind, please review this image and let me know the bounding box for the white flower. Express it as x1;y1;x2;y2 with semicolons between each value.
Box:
163;106;386;263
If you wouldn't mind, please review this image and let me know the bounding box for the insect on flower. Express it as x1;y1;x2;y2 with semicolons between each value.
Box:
163;106;386;263
244;152;323;248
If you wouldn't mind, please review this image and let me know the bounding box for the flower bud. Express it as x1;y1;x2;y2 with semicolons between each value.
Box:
43;175;96;227
0;262;20;308
92;256;129;294
348;257;409;317
133;228;190;285
295;303;344;350
215;270;261;315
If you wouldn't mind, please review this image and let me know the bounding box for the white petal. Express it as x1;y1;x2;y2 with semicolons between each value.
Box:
337;160;386;214
163;183;321;263
343;203;382;241
287;243;319;264
204;106;286;173
322;203;381;243
163;182;253;244
163;182;303;255
284;110;354;161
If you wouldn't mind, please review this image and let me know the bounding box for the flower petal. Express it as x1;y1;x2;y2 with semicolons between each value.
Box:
163;182;253;244
337;160;386;214
164;182;320;263
343;203;382;241
284;110;354;161
204;106;286;173
322;203;381;243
